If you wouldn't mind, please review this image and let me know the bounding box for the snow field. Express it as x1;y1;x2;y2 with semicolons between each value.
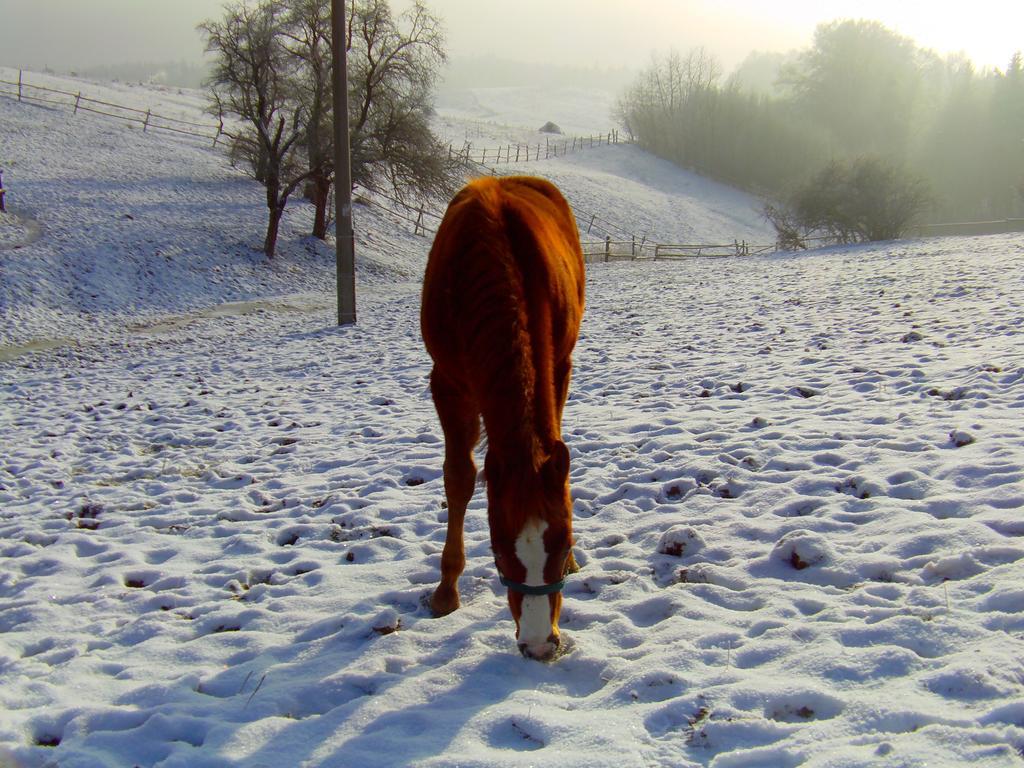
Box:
1;71;1024;767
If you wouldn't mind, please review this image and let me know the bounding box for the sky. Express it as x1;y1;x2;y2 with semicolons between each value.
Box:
0;0;1020;77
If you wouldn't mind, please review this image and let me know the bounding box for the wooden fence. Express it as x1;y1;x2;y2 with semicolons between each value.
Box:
653;241;774;259
344;187;781;267
450;131;627;166
582;238;776;263
582;236;652;263
0;70;224;145
913;219;1024;237
353;183;446;237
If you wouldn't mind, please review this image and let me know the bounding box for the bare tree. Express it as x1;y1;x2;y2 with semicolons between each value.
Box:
614;47;721;147
284;0;455;238
346;0;455;200
282;0;334;239
203;0;455;251
200;0;315;258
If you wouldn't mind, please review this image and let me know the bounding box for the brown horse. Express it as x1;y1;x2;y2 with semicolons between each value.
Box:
421;176;585;661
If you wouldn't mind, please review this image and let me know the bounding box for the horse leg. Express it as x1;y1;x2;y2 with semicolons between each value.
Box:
429;371;480;617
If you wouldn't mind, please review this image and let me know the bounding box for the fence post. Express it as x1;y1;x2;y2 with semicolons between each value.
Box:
587;214;596;234
143;109;151;132
638;235;647;259
414;204;425;236
604;236;611;262
516;144;521;162
73;92;81;114
0;169;6;213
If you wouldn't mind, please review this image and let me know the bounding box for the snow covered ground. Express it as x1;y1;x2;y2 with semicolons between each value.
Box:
2;71;1024;768
434;84;618;139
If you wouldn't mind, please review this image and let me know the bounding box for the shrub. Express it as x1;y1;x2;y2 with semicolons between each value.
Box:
767;155;930;247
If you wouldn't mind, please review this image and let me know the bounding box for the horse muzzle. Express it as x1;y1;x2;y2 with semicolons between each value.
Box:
518;633;560;662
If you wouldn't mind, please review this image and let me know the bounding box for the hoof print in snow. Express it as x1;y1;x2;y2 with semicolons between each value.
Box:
404;475;425;487
949;430;975;447
372;609;401;636
657;526;705;557
768;704;816;721
790;551;810;570
276;530;301;547
773;530;834;571
765;693;843;722
901;330;924;342
928;387;969;401
729;382;749;393
660;480;695;503
487;718;544;751
67;502;103;530
685;706;713;747
33;732;62;748
677;567;709;584
790;386;820;399
835;476;883;499
750;416;771;428
712;482;739;499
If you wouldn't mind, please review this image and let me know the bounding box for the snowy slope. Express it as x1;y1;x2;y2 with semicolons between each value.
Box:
0;68;772;349
435;84;617;138
2;71;1024;768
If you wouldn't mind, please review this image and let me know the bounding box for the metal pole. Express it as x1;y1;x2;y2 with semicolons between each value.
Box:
332;0;356;325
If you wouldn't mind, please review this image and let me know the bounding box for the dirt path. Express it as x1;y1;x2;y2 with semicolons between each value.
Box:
0;293;335;363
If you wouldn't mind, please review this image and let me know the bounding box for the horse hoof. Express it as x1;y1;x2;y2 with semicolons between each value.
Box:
428;590;459;617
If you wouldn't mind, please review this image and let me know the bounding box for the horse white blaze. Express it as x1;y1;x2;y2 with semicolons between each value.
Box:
515;520;553;649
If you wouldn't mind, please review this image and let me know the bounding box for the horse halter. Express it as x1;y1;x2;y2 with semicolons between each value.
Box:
498;573;566;596
496;548;574;596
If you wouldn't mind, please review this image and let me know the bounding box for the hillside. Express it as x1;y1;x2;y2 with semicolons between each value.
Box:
2;70;1024;768
0;67;772;350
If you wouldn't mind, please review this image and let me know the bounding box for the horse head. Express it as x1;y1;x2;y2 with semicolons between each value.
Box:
487;440;574;661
